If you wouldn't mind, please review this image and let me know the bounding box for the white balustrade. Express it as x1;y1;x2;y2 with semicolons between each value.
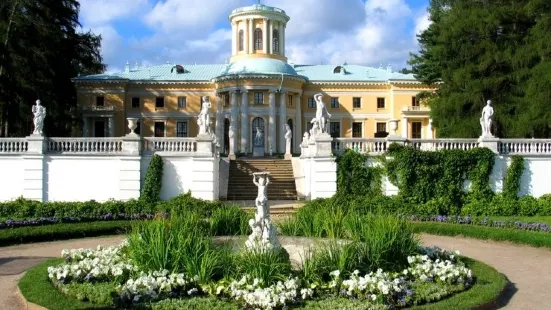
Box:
408;139;479;151
48;138;123;153
499;139;551;155
333;138;387;155
143;138;196;153
0;138;28;154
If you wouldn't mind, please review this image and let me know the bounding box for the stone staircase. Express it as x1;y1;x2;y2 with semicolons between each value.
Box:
227;159;298;201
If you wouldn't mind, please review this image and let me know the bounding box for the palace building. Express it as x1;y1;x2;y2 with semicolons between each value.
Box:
73;3;435;154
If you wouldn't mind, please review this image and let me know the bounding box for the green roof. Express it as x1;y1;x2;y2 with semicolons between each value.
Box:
73;60;418;83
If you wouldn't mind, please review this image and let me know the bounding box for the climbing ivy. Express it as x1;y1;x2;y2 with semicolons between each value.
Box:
336;149;383;197
140;154;164;204
503;155;525;199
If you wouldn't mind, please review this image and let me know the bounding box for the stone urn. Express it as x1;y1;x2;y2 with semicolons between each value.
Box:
388;119;399;136
127;118;138;135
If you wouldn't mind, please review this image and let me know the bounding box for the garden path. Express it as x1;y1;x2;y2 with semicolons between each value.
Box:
0;234;550;310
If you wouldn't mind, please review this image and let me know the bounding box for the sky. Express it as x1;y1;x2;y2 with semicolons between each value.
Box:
77;0;432;73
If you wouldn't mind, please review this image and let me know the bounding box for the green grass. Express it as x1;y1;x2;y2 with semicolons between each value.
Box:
487;216;551;226
20;257;506;310
0;220;132;247
412;222;551;249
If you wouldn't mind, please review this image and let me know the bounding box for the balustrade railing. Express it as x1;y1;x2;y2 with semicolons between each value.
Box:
499;139;551;155
408;139;479;151
48;138;123;153
0;138;28;154
143;138;197;153
333;138;387;155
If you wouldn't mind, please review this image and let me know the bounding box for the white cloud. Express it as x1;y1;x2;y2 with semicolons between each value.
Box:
79;0;149;26
414;11;432;37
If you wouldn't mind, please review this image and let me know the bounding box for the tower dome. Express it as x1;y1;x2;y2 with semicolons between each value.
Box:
228;4;290;63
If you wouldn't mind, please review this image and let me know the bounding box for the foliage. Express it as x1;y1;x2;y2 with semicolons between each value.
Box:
409;0;551;138
152;297;239;310
503;156;525;199
336;149;383;196
231;248;292;285
57;282;116;305
140;154;164;204
0;0;105;137
410;214;550;233
209;205;252;236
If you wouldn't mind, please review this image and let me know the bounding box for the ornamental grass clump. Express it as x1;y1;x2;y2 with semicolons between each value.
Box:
232;248;293;286
208;205;251;236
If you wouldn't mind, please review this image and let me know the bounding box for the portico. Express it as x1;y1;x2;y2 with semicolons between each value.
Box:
81;106;116;137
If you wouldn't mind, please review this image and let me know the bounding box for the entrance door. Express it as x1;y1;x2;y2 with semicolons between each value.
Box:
286;119;293;154
252;117;265;151
94;120;105;137
224;118;230;154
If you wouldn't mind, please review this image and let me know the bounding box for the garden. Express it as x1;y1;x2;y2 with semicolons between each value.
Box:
3;146;551;308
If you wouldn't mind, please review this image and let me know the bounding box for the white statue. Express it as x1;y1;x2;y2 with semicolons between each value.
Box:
228;124;235;155
284;124;292;158
246;172;280;251
302;132;310;144
254;126;263;146
313;93;331;134
197;96;211;135
480;100;494;137
310;119;321;138
32;99;46;136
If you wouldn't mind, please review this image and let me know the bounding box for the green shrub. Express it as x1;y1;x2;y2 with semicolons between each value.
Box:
518;196;539;216
140;154;164;204
209;205;251;236
489;194;517;216
538;194;551;216
57;282;116;305
232;248;292;285
503;155;524;199
460;197;491;216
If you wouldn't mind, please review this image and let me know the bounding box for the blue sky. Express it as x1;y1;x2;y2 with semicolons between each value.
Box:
77;0;431;73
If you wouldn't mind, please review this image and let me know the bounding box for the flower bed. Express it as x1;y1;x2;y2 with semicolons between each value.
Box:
409;215;550;233
46;240;474;310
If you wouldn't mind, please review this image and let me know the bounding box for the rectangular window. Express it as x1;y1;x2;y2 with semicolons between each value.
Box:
135;120;141;135
154;121;165;137
330;97;339;109
96;96;104;106
178;96;186;109
329;122;340;138
353;97;361;109
155;97;165;108
307;97;315;108
224;94;230;107
376;122;387;133
377;97;386;109
131;97;140;108
411;122;422;139
254;92;264;105
352;122;362;138
288;94;293;107
412;96;419;107
176;121;188;137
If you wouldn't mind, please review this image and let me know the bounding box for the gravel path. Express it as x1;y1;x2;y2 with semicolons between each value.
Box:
0;234;550;310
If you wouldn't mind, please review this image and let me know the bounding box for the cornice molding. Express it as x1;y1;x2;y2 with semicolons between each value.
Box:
211;74;306;84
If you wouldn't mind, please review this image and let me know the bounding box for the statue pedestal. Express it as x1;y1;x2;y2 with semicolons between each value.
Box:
312;133;333;157
284;140;292;160
253;146;264;157
478;136;500;154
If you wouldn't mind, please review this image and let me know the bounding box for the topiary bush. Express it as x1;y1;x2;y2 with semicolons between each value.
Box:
503;155;524;199
538;194;551;216
140;154;164;204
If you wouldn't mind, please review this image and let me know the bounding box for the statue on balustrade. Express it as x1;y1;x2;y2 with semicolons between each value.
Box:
313;93;331;135
32;99;46;136
197;96;212;135
480;100;494;138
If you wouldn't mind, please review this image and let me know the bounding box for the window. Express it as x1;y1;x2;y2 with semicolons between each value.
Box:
377;97;386;109
176;121;188;137
96;96;104;106
412;96;420;107
254;92;264;105
254;28;263;50
135;120;141;135
330;97;339;109
411;122;422;139
238;30;244;51
376;122;387;133
224;94;230;107
154;121;165;137
329;122;340;138
353;97;361;109
131;97;140;108
307;97;315;108
155;97;165;108
272;29;279;53
352;122;362;138
288;94;293;107
178;96;186;109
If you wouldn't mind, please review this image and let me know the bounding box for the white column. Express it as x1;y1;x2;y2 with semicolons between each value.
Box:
241;90;249;153
231;22;237;55
82;117;88;137
108;116;115;137
263;18;268;54
281;23;285;56
279;91;287;153
248;18;253;54
294;93;302;152
230;90;239;154
269;19;274;54
401;118;408;138
428;119;434;139
215;93;224;152
269;90;276;154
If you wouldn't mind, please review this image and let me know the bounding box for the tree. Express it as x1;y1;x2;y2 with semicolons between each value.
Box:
0;0;105;137
409;0;551;138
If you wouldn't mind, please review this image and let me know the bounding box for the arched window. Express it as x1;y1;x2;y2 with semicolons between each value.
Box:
252;117;265;147
272;29;280;53
238;30;244;51
254;28;263;51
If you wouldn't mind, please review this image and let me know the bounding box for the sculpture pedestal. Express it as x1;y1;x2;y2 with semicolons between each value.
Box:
312;133;333;157
253;146;264;157
478;136;500;154
284;140;292;160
